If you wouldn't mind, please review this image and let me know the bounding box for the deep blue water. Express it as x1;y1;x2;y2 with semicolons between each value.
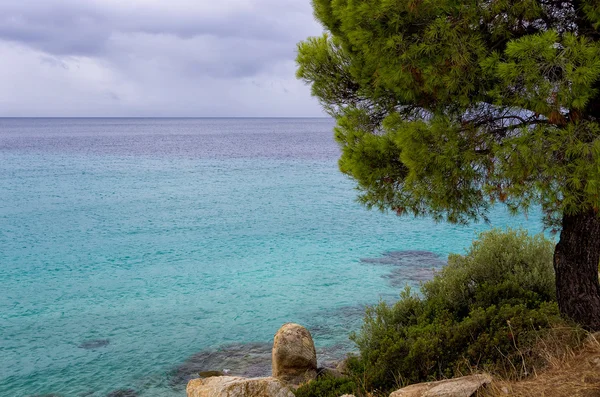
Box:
0;118;544;397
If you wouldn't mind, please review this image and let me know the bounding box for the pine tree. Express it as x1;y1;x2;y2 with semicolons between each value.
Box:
297;0;600;330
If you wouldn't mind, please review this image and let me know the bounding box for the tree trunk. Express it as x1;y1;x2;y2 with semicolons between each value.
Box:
554;210;600;331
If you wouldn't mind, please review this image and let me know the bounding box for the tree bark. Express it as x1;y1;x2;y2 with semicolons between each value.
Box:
554;210;600;331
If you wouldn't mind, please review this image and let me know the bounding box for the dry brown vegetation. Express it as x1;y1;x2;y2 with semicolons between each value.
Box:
483;331;600;397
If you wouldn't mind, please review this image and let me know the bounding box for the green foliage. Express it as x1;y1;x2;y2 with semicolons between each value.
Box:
297;0;600;228
297;2;599;386
348;229;567;391
293;376;357;397
423;228;556;311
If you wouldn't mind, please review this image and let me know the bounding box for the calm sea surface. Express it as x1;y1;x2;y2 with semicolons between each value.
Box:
0;118;544;396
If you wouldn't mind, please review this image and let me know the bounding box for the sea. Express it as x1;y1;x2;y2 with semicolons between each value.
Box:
0;118;544;397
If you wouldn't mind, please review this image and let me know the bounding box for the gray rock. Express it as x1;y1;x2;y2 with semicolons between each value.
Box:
317;367;344;379
272;323;317;385
389;374;492;397
336;358;350;375
187;376;294;397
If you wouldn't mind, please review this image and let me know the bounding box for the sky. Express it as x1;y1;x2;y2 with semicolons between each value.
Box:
0;0;326;117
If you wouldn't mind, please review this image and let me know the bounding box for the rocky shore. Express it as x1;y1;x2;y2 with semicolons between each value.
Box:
186;323;491;397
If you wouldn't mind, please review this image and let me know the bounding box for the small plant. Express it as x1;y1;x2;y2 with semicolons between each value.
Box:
293;376;358;397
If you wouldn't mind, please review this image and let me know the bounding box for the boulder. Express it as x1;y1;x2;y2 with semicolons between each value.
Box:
187;376;293;397
335;358;350;375
272;323;317;385
317;367;344;379
389;374;492;397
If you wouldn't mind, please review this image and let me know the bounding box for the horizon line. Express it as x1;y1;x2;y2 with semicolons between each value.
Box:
0;116;333;119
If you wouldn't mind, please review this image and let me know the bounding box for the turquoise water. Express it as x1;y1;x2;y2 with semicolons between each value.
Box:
0;118;544;397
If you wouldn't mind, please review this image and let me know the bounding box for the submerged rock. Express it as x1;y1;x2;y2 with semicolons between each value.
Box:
172;343;272;386
361;250;446;287
78;339;110;349
272;323;317;386
187;376;293;397
389;374;492;397
106;389;137;397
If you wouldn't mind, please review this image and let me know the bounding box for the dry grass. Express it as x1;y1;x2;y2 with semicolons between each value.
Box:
482;330;600;397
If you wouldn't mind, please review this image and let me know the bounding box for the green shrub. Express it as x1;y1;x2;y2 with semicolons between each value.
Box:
348;228;570;392
423;228;556;312
293;376;357;397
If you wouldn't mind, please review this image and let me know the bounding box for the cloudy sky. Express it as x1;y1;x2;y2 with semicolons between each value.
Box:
0;0;326;117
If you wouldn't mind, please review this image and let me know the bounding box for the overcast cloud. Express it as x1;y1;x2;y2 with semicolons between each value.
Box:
0;0;325;117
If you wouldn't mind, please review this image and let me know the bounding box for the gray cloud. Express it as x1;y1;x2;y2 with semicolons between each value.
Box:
0;1;310;55
0;0;325;116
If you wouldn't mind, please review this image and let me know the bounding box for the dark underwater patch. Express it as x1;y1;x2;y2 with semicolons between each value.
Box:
106;389;137;397
78;339;110;350
170;342;272;386
361;250;446;286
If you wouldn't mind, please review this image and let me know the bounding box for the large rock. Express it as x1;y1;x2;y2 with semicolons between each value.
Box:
336;357;350;375
389;374;492;397
272;323;317;385
187;376;294;397
317;367;344;379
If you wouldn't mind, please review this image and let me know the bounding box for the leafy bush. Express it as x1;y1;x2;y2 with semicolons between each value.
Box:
348;228;570;392
294;376;357;397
